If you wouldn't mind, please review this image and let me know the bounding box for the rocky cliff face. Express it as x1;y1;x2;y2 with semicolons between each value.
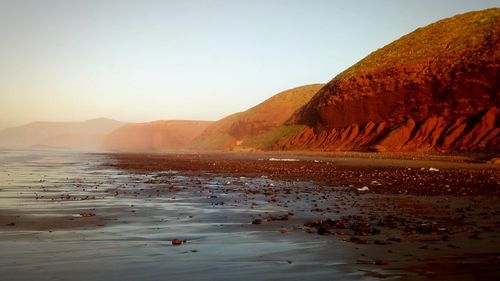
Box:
286;107;498;152
286;9;499;152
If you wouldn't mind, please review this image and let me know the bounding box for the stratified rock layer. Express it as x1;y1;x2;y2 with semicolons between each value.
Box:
285;108;498;152
287;9;499;152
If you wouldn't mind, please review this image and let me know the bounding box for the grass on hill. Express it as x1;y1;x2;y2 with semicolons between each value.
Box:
241;125;306;150
337;8;499;79
187;133;233;150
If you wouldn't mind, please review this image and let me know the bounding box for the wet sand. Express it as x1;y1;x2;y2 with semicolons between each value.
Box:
110;152;500;196
1;149;499;280
108;152;500;280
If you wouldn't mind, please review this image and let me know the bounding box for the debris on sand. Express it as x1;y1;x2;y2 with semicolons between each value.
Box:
171;239;185;246
252;219;262;225
79;211;95;217
265;215;289;222
279;228;289;234
357;186;370;192
305;217;381;238
268;158;300;162
357;259;389;265
487;157;500;164
111;153;500;196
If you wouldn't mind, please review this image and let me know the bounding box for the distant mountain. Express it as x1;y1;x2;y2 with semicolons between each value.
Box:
105;120;212;152
190;84;324;150
0;118;126;150
285;8;499;152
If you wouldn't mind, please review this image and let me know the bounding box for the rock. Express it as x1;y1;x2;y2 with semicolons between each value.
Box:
403;117;446;150
171;239;183;245
349;237;367;244
374;259;389;265
79;211;95;217
454;107;498;149
357;186;370;192
252;219;262;225
488;157;500;164
376;119;416;151
279;228;289;234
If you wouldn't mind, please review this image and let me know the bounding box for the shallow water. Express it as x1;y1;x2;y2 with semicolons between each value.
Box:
0;149;376;281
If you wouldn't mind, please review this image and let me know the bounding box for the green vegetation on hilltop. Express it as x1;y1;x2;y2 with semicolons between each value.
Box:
337;8;499;79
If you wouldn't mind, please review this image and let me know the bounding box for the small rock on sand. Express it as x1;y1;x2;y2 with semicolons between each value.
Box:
252;219;262;225
171;239;183;246
79;211;95;217
357;186;370;192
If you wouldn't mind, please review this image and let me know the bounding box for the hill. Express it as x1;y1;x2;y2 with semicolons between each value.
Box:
190;84;324;150
286;9;499;152
0;118;125;150
105;120;212;152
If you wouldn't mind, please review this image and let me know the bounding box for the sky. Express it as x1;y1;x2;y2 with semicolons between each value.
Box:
0;0;498;129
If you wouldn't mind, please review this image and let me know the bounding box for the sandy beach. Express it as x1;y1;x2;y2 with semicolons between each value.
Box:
108;152;500;279
1;148;498;280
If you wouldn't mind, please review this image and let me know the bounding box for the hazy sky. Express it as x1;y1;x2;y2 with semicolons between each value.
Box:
0;0;498;129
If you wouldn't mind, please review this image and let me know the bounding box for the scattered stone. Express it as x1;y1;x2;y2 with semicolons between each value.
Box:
357;186;370;192
252;219;262;225
374;259;389;265
356;259;388;265
387;237;401;243
79;211;95;217
171;239;184;246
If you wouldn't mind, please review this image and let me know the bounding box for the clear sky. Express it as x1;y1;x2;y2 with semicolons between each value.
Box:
0;0;498;129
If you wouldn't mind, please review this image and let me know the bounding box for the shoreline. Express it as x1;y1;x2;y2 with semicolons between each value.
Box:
101;149;500;164
106;151;500;280
1;150;499;280
107;152;500;196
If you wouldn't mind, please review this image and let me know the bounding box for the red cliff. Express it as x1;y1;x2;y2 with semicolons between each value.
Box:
286;9;499;152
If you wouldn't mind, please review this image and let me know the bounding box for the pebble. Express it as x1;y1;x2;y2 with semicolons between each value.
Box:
171;239;184;246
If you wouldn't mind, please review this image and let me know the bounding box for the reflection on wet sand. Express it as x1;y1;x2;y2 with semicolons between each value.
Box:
0;149;499;281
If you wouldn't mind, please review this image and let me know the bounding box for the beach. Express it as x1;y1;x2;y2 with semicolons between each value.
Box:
0;148;499;280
